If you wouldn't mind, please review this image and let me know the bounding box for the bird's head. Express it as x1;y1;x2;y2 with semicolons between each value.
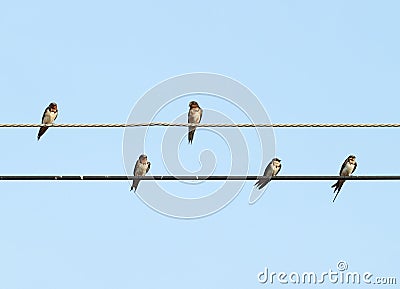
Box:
347;155;356;164
139;154;148;164
272;158;281;166
49;102;58;111
189;101;199;108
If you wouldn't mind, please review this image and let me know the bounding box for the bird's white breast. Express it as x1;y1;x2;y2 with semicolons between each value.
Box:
189;108;201;123
43;111;57;124
272;165;280;176
135;162;149;176
341;162;355;176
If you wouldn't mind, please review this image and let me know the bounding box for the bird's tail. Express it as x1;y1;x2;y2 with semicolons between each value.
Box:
188;127;195;144
331;180;344;202
130;180;140;192
254;179;270;190
332;191;340;203
37;127;49;141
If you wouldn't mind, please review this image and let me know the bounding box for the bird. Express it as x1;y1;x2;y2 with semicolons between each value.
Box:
187;101;203;144
332;155;357;202
37;102;58;141
254;158;282;190
130;154;151;191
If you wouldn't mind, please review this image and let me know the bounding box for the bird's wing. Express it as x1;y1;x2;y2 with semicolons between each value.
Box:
54;111;58;121
146;162;151;173
352;162;357;174
263;162;274;177
41;108;48;124
254;164;273;189
133;160;140;176
339;159;347;175
199;108;203;122
187;109;190;122
275;164;282;176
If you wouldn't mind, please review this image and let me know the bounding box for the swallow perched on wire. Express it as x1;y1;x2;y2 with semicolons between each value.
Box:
254;158;282;190
188;101;203;144
37;102;58;141
332;155;357;202
130;154;151;192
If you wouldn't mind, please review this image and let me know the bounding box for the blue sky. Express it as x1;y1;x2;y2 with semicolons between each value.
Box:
0;0;399;288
